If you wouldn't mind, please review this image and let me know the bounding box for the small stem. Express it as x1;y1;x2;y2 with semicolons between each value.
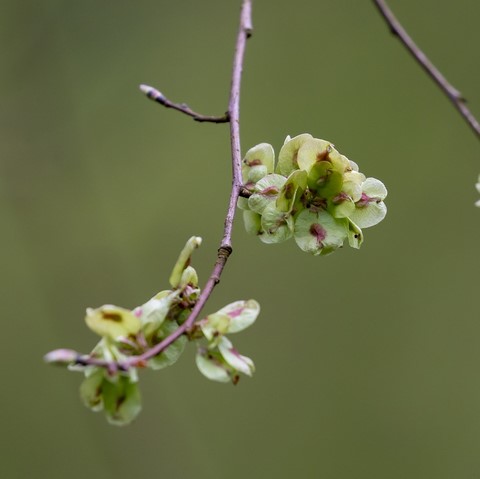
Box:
372;0;480;139
139;84;230;123
239;186;253;198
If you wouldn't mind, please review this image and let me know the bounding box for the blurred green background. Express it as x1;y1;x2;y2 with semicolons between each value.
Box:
2;0;480;477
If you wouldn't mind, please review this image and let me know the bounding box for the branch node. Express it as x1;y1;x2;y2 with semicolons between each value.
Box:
218;245;233;258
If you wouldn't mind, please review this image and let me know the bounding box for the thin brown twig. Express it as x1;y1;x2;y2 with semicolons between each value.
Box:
139;84;230;123
372;0;480;139
73;0;252;370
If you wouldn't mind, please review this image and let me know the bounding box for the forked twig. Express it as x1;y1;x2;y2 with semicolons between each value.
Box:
75;0;252;370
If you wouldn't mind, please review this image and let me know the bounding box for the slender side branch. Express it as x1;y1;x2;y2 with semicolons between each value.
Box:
139;84;230;123
372;0;480;139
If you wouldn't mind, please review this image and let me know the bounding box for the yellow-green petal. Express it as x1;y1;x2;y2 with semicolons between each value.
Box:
85;305;141;340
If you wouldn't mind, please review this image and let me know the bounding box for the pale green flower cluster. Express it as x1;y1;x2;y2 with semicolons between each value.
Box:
45;238;259;425
239;134;388;255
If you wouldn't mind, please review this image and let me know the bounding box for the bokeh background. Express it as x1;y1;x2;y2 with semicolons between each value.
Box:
2;0;480;477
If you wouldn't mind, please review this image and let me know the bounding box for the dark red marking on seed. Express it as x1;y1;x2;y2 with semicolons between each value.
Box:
310;223;326;243
102;312;123;322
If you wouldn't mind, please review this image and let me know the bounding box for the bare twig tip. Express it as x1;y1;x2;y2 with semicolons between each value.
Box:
139;84;164;101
